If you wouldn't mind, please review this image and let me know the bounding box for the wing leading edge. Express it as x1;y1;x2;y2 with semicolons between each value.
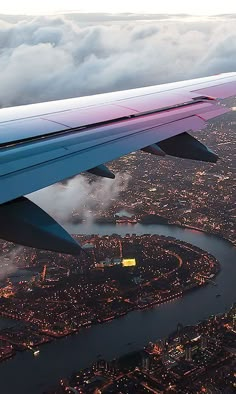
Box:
0;72;236;254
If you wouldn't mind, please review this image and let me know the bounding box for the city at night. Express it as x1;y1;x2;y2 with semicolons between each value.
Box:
0;2;236;394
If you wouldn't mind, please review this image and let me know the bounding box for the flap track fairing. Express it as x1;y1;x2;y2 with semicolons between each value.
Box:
158;132;218;163
141;144;166;156
87;164;115;179
0;197;82;255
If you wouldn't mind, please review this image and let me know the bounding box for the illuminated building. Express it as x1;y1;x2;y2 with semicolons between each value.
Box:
94;263;105;269
41;265;47;282
142;354;150;371
119;240;123;259
185;344;192;361
121;258;136;267
153;341;164;355
233;315;236;331
0;282;14;298
95;258;122;269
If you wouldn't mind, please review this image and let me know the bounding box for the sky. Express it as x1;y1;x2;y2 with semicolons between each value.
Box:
0;0;236;15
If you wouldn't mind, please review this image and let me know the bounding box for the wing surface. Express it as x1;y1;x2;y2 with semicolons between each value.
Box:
0;72;235;253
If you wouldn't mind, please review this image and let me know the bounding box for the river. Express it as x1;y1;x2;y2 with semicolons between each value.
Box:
0;223;235;394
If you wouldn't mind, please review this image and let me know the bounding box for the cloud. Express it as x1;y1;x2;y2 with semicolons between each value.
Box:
0;14;236;108
28;173;131;223
0;246;23;280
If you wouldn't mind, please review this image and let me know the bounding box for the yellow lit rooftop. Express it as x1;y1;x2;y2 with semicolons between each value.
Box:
122;258;136;267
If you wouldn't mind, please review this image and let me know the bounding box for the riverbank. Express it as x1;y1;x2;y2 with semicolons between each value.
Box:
0;223;235;394
168;222;236;247
46;303;236;394
0;236;220;352
68;214;235;247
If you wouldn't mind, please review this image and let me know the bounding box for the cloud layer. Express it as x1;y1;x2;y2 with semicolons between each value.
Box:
0;14;235;108
28;173;130;222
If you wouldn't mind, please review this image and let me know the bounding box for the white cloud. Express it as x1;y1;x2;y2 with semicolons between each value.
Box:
0;14;235;108
28;173;131;223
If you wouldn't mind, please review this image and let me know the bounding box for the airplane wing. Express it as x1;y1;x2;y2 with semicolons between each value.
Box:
0;72;236;254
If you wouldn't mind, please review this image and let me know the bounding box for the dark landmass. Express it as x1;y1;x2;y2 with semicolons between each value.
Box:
140;214;169;225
